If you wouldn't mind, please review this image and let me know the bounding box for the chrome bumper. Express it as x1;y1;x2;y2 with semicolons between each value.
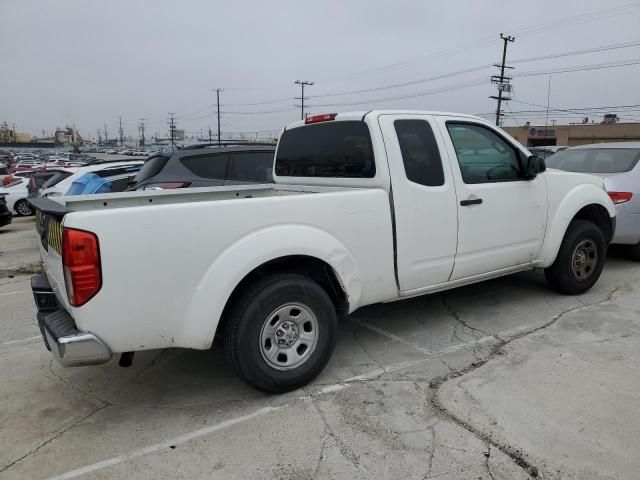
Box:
32;274;112;367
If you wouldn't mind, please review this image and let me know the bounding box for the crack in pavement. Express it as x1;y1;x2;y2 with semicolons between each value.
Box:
308;394;368;477
47;360;112;407
484;443;496;480
427;284;627;479
421;425;436;480
441;293;504;343
351;326;383;371
0;404;109;474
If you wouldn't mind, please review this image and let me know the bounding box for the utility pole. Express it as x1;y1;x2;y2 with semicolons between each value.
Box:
490;34;515;126
212;88;222;146
104;124;108;144
118;116;124;146
168;113;176;149
97;129;101;145
208;126;213;144
294;80;313;120
139;118;146;147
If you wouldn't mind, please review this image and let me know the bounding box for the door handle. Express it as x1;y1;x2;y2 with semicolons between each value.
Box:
460;198;483;206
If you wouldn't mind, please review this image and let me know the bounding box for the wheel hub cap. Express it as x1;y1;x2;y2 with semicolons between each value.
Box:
275;321;299;347
571;239;598;281
260;303;319;371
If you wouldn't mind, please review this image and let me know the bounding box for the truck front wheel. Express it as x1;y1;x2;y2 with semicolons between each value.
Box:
544;220;606;295
224;273;338;393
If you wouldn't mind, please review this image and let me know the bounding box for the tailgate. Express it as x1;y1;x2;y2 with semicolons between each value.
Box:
30;197;71;308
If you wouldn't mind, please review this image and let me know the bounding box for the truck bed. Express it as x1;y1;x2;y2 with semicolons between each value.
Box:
37;184;350;213
31;183;398;353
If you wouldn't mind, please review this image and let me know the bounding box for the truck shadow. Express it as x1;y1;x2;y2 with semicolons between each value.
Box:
50;251;637;411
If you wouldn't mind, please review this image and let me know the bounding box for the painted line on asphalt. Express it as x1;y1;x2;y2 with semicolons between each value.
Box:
46;405;286;480
349;317;502;359
0;290;28;296
348;317;432;355
1;335;41;346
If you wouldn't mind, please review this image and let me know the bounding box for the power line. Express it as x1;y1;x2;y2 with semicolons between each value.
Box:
511;40;640;64
310;78;487;107
514;58;640;77
220;40;640;110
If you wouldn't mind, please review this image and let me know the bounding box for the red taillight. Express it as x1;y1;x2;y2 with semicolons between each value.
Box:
62;228;102;306
608;191;633;204
2;175;16;186
305;113;337;124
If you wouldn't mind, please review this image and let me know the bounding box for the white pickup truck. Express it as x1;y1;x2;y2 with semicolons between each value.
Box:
30;110;616;393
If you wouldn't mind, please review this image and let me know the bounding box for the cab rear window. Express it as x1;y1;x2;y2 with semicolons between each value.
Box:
275;121;375;178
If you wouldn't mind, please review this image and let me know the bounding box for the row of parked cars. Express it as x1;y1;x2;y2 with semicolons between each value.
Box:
0;144;277;226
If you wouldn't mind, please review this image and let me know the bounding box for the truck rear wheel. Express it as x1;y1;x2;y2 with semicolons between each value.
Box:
544;220;606;295
224;273;338;393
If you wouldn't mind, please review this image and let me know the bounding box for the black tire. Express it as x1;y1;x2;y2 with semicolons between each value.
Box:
224;273;338;394
628;243;640;262
544;220;606;295
14;199;34;217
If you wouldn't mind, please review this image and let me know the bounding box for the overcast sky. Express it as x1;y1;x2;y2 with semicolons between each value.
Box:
2;0;639;140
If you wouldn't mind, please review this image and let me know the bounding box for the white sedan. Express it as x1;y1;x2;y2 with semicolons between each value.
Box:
0;178;31;216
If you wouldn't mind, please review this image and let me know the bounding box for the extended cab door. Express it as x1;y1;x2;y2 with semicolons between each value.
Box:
378;114;458;291
435;118;547;280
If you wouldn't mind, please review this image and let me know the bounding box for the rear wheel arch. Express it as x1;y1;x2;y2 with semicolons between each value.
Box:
217;255;349;340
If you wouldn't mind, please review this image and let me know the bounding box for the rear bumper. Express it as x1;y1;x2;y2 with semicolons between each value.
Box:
31;274;112;367
612;212;640;245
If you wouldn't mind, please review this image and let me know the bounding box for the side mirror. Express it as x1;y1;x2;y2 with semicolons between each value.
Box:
523;154;546;180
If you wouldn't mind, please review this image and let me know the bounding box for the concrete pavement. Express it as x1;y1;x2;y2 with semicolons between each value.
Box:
1;221;639;479
0;217;40;274
438;279;640;479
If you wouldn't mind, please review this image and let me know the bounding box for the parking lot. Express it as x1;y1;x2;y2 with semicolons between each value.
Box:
0;218;638;479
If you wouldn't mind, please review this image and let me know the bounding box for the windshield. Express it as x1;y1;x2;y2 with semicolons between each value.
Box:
41;171;72;189
546;148;640;173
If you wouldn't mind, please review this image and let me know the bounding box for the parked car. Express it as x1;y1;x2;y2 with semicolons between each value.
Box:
130;145;275;190
0;194;12;227
40;161;143;198
27;171;69;198
529;145;568;159
66;164;142;195
30;110;614;393
546;142;640;259
0;177;32;216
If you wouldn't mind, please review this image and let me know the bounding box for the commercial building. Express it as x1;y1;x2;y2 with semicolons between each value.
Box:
505;116;640;147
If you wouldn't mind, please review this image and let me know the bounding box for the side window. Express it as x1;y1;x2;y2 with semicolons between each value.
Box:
226;151;274;182
394;120;445;187
446;123;522;184
179;154;228;179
